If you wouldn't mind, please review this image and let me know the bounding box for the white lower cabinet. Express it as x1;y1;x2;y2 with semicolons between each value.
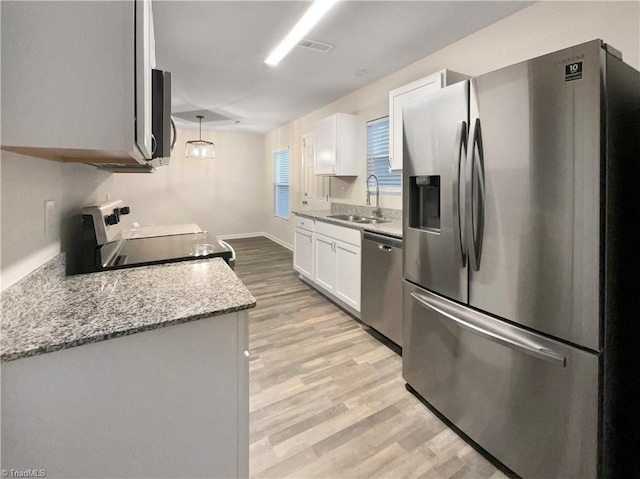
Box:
314;233;337;293
1;312;249;478
293;216;315;280
335;241;361;311
293;221;362;317
294;216;361;315
293;227;314;279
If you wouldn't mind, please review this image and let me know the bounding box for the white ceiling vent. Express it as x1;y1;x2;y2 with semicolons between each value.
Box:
298;39;334;53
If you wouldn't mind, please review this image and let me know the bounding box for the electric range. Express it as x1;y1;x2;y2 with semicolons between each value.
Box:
74;200;233;274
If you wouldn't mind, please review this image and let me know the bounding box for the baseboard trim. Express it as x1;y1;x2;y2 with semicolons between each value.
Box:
217;232;293;251
263;233;293;251
217;232;264;240
298;274;361;320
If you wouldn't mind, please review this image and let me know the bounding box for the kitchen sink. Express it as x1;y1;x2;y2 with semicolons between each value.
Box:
359;218;390;224
328;214;368;221
327;214;390;224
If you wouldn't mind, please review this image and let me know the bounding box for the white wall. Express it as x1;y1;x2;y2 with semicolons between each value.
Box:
0;154;65;288
1;129;265;289
263;1;640;246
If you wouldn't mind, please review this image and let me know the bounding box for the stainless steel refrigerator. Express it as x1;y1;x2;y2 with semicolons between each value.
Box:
402;40;640;479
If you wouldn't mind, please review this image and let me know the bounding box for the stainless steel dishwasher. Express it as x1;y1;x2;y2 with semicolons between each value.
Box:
362;231;403;347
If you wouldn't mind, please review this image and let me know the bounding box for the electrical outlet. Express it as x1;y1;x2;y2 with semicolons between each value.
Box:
44;200;55;239
106;193;111;201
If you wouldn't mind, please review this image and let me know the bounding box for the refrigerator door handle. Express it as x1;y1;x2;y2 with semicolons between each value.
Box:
410;292;566;367
466;118;485;271
453;120;467;267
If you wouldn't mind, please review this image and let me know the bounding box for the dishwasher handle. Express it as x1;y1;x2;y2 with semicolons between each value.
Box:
363;231;403;249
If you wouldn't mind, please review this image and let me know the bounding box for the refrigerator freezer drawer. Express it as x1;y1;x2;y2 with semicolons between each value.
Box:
403;281;599;479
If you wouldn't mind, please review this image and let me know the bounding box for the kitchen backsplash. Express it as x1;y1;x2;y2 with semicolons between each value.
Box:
330;202;402;219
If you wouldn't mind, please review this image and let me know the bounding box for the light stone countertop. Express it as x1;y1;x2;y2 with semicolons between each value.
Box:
1;258;256;362
292;210;403;239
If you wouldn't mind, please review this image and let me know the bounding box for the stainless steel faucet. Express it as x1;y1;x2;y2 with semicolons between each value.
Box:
366;174;382;218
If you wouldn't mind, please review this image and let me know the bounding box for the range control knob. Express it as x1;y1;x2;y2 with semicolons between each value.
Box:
119;206;131;215
104;214;119;226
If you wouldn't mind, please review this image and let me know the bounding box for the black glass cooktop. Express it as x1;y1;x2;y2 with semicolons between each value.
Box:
103;232;232;269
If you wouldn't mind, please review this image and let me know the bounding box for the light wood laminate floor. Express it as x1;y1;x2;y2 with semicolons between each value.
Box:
227;237;508;479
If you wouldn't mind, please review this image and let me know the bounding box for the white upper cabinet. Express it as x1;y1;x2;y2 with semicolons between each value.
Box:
388;69;468;171
1;0;155;166
314;113;364;176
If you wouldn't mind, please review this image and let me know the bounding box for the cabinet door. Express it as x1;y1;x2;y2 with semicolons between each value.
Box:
135;0;153;159
314;115;337;175
314;234;336;292
389;72;444;171
335;240;361;312
293;228;314;279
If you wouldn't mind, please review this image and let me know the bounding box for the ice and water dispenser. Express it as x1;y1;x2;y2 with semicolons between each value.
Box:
408;176;441;232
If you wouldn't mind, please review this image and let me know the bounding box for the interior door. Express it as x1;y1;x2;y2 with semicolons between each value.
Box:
301;134;330;209
402;81;469;302
467;41;602;350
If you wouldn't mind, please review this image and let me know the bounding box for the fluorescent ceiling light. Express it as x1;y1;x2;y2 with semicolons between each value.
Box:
265;0;339;66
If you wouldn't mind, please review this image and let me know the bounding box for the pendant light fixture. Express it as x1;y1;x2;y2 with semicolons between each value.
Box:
185;115;215;159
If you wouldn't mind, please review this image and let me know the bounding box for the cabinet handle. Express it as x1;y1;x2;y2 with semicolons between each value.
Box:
309;235;312;244
388;156;392;169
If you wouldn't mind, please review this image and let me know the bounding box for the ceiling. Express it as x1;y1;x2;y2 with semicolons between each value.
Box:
153;1;532;134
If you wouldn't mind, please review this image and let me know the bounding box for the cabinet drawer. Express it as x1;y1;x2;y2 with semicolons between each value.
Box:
315;221;361;247
293;215;314;232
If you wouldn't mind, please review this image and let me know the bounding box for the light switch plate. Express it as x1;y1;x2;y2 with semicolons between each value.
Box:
44;200;55;239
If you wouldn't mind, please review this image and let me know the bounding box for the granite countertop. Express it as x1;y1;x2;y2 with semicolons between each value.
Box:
122;223;203;239
293;210;403;239
1;258;256;362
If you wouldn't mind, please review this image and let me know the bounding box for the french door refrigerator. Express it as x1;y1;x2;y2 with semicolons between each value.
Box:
402;40;639;479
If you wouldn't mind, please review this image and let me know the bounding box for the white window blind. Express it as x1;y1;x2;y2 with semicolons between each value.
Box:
367;117;400;195
274;148;289;219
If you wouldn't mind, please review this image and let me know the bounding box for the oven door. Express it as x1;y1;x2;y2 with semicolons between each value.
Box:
402;280;599;478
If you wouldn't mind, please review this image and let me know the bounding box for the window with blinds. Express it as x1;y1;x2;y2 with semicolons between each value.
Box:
273;148;290;219
367;117;400;195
